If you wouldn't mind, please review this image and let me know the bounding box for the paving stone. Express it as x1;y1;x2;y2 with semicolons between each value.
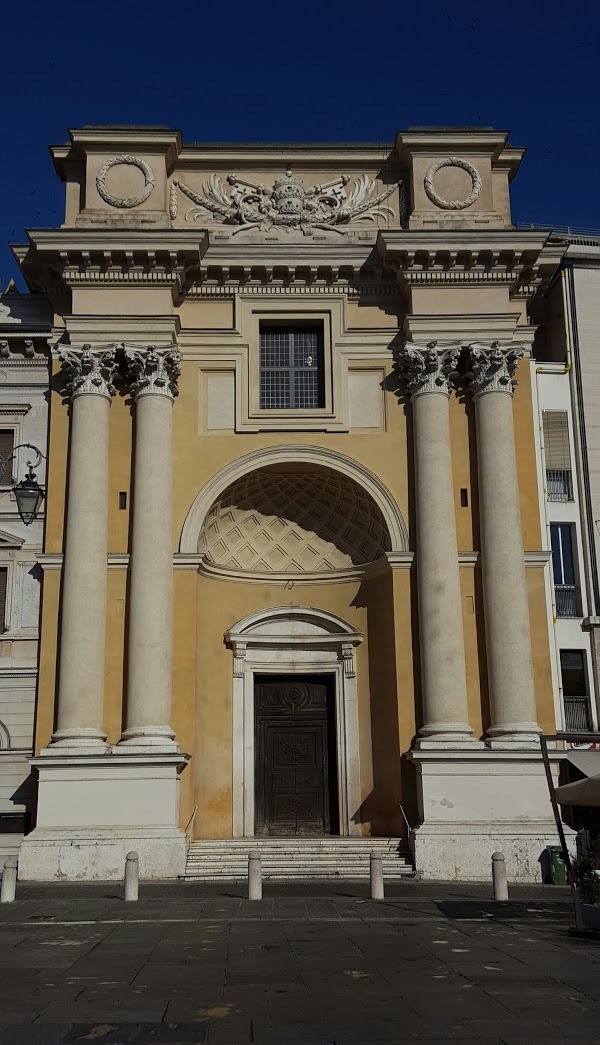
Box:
0;1027;72;1044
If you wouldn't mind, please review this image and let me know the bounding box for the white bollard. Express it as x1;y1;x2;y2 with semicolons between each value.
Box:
492;851;508;901
248;853;262;900
124;850;139;902
1;856;17;903
370;851;385;900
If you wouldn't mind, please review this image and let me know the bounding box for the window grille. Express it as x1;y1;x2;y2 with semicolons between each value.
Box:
0;431;14;482
543;411;573;501
260;325;325;409
0;569;7;634
560;649;592;730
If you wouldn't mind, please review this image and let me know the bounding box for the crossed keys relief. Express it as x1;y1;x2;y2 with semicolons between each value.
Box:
169;167;398;235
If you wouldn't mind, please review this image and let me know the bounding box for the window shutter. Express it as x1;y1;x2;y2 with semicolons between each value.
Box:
0;569;8;634
0;431;14;481
542;411;571;471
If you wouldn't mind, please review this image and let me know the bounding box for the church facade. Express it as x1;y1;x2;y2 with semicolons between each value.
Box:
10;125;570;880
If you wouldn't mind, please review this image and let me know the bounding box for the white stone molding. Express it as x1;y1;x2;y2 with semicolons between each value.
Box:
96;155;155;209
180;445;409;555
0;720;11;749
467;342;525;398
172;169;397;236
124;346;181;400
423;157;482;211
225;606;363;838
396;341;460;398
59;344;118;400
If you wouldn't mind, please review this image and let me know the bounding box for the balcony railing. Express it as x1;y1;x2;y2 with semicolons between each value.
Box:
546;469;573;502
555;584;583;617
564;695;592;731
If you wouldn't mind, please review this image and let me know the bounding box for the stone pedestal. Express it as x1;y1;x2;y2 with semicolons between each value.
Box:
408;750;573;881
19;752;189;880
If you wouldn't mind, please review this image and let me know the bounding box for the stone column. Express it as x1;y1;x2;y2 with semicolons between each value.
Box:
119;347;181;750
398;343;476;746
468;343;540;747
51;346;118;750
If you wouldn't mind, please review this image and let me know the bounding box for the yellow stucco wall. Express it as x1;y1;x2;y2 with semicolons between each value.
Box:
37;296;554;836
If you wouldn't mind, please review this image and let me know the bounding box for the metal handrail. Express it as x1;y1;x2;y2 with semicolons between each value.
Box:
185;804;198;843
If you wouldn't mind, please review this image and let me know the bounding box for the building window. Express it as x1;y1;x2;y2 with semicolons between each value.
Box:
551;523;582;617
0;568;7;634
560;649;591;731
0;430;14;483
259;324;325;410
543;411;573;501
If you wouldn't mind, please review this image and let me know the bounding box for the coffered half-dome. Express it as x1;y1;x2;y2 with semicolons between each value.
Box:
198;465;391;574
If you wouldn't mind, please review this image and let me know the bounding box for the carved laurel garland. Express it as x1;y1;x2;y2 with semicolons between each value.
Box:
96;155;155;209
423;156;481;211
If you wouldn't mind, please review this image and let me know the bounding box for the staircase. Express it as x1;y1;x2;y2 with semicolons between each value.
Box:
182;837;414;881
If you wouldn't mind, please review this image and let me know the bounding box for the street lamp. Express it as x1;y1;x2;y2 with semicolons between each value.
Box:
0;444;46;526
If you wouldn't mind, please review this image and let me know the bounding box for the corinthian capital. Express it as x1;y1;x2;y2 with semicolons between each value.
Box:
125;346;181;400
396;341;460;398
467;342;524;397
59;344;118;399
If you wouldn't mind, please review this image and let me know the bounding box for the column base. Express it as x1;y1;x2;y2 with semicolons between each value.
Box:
416;722;484;750
407;748;573;881
485;722;541;750
117;725;179;754
19;750;189;881
46;728;109;756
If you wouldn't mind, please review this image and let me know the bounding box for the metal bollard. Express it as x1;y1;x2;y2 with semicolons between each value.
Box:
124;851;139;902
492;851;508;901
248;853;262;900
370;851;385;900
1;856;17;903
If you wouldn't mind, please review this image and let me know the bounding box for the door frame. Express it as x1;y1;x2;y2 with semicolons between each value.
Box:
226;607;363;838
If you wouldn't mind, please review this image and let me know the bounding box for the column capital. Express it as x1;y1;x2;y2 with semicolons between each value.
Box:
396;341;460;398
467;342;525;398
59;344;118;400
124;346;181;400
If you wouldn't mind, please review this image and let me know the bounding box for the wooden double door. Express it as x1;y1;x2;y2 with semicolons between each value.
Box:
254;675;339;837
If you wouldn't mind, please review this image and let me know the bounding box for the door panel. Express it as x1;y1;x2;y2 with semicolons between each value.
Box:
255;676;336;837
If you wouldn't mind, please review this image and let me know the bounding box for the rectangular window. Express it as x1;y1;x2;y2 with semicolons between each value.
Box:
0;430;14;483
260;324;325;410
560;649;591;731
542;411;573;501
551;523;582;617
0;568;7;634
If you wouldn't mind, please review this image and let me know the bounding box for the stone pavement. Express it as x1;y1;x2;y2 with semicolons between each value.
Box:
0;880;597;1044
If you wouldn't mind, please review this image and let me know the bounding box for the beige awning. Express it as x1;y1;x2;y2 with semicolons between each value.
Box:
566;750;600;776
556;775;600;806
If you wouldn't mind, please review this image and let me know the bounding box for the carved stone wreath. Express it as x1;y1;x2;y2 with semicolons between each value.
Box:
423;156;482;211
96;155;155;209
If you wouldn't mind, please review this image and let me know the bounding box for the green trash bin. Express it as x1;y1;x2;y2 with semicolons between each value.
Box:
547;845;567;886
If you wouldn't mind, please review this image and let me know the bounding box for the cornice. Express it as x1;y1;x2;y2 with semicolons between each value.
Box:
61;314;180;347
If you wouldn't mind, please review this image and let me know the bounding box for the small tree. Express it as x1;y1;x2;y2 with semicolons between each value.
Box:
573;837;600;905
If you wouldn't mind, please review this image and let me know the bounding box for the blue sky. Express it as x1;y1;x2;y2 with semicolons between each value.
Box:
1;0;597;288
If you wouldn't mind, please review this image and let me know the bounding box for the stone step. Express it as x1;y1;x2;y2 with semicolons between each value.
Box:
182;838;414;880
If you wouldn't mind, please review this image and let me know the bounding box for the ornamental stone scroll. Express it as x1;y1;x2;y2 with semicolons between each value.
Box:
59;344;118;400
124;346;182;400
396;342;461;398
466;343;525;397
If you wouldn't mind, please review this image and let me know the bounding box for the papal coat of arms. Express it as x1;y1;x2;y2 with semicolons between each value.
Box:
169;168;398;235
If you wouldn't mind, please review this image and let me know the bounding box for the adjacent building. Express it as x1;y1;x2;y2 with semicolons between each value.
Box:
2;124;589;881
0;287;49;859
